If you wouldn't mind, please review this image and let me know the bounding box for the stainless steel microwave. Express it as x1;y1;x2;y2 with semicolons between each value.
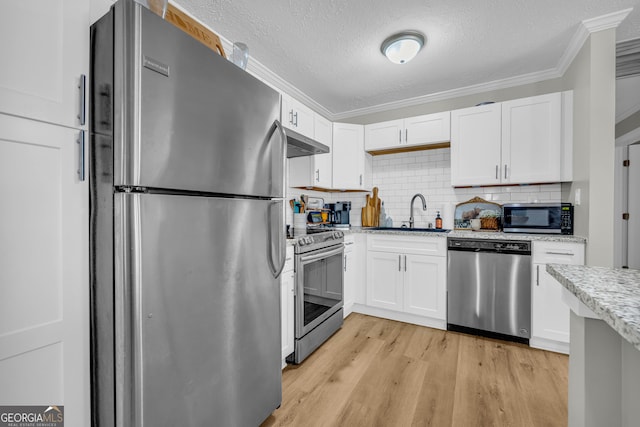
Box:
502;203;574;234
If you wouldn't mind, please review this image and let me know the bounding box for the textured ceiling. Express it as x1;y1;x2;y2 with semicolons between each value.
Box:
178;0;640;118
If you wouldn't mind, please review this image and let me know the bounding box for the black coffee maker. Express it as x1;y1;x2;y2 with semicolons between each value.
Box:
325;201;351;227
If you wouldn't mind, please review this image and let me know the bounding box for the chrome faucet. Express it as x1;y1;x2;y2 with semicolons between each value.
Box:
409;193;427;228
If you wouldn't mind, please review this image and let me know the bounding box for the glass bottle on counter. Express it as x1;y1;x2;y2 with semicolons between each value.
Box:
435;211;442;229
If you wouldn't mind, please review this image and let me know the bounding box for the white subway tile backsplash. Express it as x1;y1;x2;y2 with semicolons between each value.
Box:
288;147;561;228
366;147;561;228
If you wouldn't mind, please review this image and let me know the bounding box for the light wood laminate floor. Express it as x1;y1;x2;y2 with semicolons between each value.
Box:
261;313;568;427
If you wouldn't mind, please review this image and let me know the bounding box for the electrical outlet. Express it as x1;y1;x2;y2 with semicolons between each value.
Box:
574;188;581;206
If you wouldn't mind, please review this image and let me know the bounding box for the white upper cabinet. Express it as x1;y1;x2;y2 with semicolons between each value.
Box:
364;119;404;151
311;114;333;188
332;123;366;190
281;94;314;138
365;112;450;152
288;113;333;189
451;92;571;187
502;92;562;184
404;112;451;148
0;0;89;129
450;103;502;186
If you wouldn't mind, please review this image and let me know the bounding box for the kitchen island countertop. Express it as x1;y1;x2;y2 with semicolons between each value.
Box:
546;263;640;352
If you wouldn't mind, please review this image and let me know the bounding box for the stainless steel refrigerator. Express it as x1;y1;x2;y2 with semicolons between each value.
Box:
89;1;286;425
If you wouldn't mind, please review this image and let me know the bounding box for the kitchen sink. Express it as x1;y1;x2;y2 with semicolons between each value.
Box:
366;227;451;233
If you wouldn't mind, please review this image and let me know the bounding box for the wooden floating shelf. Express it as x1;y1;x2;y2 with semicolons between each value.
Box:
366;142;450;156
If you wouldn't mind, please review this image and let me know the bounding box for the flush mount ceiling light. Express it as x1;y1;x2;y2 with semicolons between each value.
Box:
380;31;425;64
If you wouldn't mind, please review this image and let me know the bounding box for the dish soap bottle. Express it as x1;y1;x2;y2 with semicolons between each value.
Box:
435;211;442;229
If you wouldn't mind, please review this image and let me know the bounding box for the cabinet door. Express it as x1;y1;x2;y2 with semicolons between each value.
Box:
532;263;570;344
502;93;562;184
333;123;365;190
366;251;403;311
287;114;333;188
0;1;89;128
343;248;356;315
531;242;584;349
364;119;403;151
450;104;502;186
403;254;447;319
313;114;333;188
0;115;89;425
280;269;295;361
405;112;451;148
281;94;314;138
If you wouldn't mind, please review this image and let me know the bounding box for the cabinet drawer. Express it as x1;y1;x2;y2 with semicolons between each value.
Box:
367;235;446;256
532;241;584;265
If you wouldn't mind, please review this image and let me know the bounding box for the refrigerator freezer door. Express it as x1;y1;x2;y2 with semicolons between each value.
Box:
115;6;284;197
117;192;282;426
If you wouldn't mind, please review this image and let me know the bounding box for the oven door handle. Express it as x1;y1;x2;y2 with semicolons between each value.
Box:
299;245;344;264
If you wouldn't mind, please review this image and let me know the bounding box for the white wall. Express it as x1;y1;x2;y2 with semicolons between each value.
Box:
561;29;617;267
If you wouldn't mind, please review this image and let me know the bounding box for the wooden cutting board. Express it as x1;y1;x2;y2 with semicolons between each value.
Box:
165;4;226;57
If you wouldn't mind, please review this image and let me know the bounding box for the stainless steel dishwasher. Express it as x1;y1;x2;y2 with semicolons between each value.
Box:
447;238;532;344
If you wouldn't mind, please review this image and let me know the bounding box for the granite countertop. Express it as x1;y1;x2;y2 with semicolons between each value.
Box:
351;226;587;243
286;226;586;245
546;264;640;352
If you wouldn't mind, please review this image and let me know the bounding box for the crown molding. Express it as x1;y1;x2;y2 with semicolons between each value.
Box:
171;2;634;122
582;8;633;33
169;1;333;118
616;125;640;147
331;67;562;120
616;97;640;123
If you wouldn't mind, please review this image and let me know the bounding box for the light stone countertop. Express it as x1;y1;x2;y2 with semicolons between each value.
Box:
546;264;640;352
349;226;587;244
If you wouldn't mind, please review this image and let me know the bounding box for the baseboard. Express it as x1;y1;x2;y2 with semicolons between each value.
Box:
530;337;570;354
351;304;446;330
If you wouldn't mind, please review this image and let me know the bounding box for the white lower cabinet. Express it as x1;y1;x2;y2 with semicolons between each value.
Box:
365;235;447;328
531;241;585;354
343;235;356;316
280;246;295;367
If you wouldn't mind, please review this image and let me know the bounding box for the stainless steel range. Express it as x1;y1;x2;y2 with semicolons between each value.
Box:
288;230;345;364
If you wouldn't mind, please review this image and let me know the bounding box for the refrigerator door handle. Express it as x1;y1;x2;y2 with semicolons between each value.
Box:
267;200;286;279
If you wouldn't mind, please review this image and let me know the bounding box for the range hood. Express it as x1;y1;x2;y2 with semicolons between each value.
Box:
284;127;330;158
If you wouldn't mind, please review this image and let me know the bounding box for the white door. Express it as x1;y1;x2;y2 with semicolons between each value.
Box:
0;0;89;128
0;114;89;425
364;119;403;151
502;93;562;184
403;254;446;319
450;103;502;186
629;144;640;269
333;123;365;189
405;112;451;147
366;251;402;311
